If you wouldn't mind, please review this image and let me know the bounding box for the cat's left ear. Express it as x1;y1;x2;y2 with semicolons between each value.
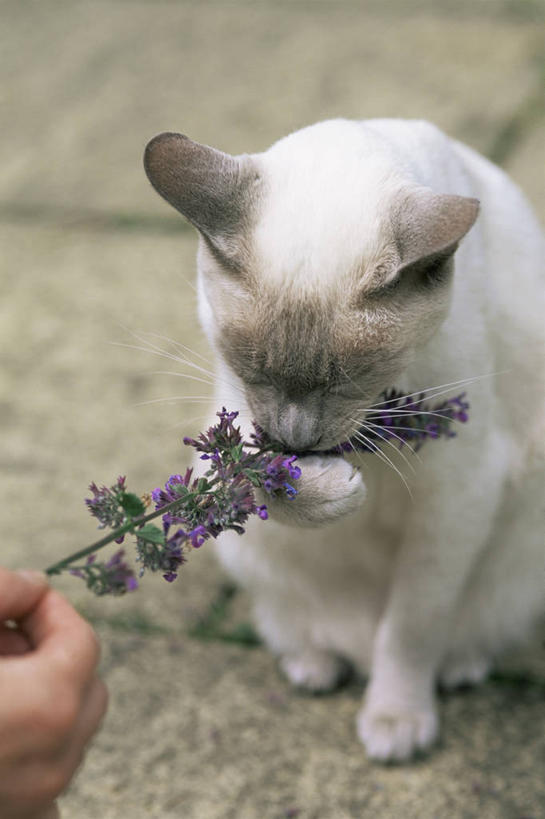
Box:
394;187;480;278
144;132;259;263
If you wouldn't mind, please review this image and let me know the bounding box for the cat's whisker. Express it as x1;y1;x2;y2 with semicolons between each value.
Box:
362;423;417;475
364;407;468;424
355;420;428;434
152;369;245;397
351;428;408;487
114;331;247;406
338;365;368;398
119;333;246;400
146;370;216;389
167;413;212;431
367;371;506;411
360;419;422;462
352;429;413;498
115;335;218;381
354;421;425;461
137;329;212;365
351;419;418;472
145;349;217;380
349;416;414;449
111;341;202;371
113;328;221;388
344;436;372;475
133;395;213;407
176;272;198;293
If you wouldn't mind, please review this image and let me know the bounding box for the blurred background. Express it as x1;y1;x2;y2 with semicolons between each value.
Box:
1;2;544;817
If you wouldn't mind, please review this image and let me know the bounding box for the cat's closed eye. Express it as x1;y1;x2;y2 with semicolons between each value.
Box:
329;385;363;400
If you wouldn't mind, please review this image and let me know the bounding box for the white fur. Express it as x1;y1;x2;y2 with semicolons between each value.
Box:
197;119;545;761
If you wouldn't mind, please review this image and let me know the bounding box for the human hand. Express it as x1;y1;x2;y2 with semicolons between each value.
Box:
0;568;108;819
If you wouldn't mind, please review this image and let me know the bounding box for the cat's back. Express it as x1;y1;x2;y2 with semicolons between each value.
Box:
360;118;544;311
362;117;543;237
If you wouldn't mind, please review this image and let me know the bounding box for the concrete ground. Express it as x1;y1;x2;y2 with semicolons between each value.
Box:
1;1;544;817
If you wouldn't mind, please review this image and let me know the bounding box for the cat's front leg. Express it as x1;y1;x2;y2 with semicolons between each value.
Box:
357;431;510;762
261;454;367;527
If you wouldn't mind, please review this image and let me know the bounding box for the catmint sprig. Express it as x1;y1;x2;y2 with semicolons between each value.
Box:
45;409;301;595
44;392;469;597
330;391;470;454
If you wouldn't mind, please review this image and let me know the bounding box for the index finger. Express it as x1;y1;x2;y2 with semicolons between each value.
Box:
19;588;101;689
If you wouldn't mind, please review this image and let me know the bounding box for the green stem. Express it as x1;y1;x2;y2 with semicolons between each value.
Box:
45;489;216;577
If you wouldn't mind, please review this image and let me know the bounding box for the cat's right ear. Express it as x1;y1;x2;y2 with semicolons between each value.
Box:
144;132;259;260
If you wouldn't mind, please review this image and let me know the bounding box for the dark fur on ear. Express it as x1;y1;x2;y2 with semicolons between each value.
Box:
144;132;260;242
394;187;480;273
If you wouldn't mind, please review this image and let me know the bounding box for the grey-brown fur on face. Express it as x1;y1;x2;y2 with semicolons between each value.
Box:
216;287;409;449
144;132;261;270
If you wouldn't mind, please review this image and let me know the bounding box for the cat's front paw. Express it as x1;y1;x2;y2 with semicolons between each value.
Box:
356;697;439;762
439;653;491;690
264;455;366;527
280;649;347;693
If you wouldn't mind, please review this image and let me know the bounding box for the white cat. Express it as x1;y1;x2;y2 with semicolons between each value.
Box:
144;119;545;761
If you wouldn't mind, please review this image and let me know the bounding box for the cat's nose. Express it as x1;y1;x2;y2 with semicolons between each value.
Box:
276;405;322;451
278;432;322;452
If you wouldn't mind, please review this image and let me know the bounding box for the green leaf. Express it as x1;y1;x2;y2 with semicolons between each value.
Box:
231;443;243;463
120;492;146;517
137;524;166;545
223;622;262;646
196;477;210;493
243;470;262;487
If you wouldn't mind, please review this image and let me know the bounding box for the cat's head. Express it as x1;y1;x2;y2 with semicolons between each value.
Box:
144;121;478;450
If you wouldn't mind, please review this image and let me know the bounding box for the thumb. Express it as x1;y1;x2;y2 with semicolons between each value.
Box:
0;567;49;622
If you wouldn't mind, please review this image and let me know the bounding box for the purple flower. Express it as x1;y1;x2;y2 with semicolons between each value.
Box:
135;525;187;581
260;454;300;499
189;525;208;548
183;408;243;457
152;470;193;510
283;483;297;499
71;549;139;596
335;390;471;454
103;549;139;593
282;455;302;481
85;476;127;529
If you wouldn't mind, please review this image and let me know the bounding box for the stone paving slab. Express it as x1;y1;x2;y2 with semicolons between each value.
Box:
1;0;544;219
1;1;544;817
61;626;545;819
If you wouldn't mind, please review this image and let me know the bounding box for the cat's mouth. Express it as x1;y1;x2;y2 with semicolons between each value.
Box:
253;386;469;459
253;426;351;459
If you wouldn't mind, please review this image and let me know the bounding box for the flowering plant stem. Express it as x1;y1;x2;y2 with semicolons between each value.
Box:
44;392;469;596
45;491;211;577
44;408;303;595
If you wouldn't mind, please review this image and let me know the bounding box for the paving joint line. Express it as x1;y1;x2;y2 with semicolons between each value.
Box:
0;202;189;236
487;46;545;165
